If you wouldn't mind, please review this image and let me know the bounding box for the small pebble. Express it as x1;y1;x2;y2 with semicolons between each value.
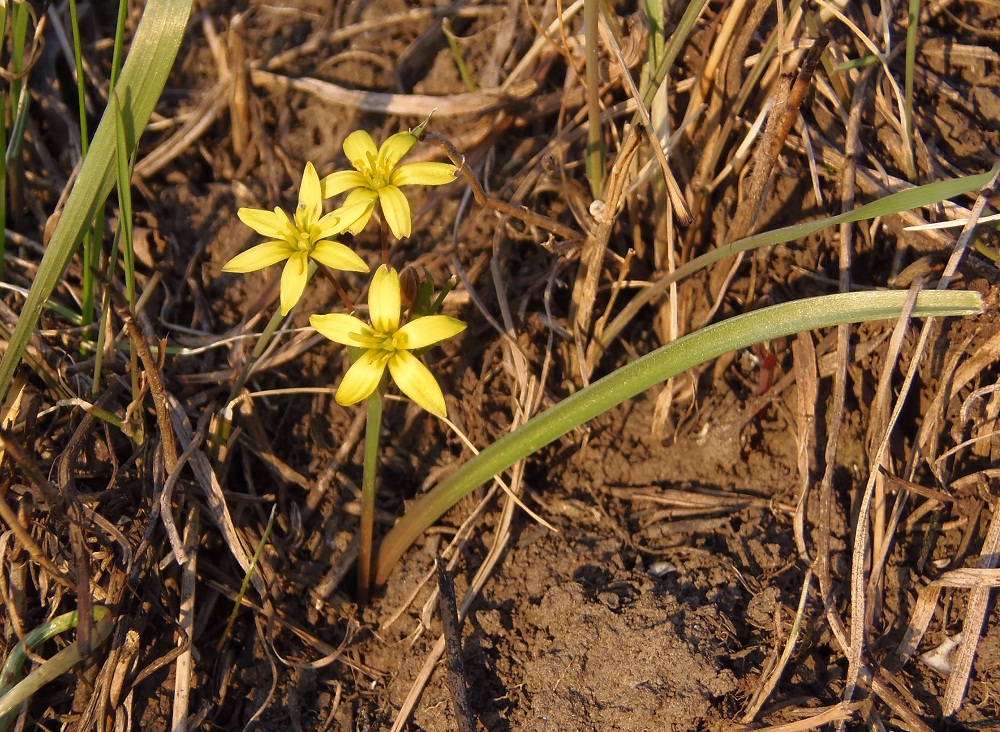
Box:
648;561;677;578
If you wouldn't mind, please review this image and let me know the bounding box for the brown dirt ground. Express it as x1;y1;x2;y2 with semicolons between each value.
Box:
2;0;1000;731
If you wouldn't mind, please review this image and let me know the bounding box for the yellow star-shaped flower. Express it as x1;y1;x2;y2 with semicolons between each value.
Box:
224;162;371;315
320;130;457;239
310;265;465;417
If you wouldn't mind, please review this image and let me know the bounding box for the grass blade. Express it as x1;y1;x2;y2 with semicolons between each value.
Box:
0;607;113;727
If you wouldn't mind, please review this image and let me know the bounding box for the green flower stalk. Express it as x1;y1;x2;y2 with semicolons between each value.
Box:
311;264;464;599
311;264;466;417
224;161;371;315
320;130;457;239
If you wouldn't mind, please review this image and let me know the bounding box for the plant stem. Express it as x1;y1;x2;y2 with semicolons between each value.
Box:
317;264;356;311
379;202;390;266
357;385;385;603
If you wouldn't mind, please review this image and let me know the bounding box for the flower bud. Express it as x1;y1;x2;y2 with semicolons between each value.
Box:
399;265;421;307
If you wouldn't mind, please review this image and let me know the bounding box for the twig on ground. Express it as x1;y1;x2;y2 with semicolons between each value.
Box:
436;557;476;732
742;569;815;722
791;332;818;562
942;490;1000;715
250;69;539;118
119;306;188;564
171;504;199;732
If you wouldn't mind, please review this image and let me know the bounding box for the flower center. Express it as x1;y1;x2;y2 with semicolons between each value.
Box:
359;151;392;189
294;229;313;252
351;326;398;352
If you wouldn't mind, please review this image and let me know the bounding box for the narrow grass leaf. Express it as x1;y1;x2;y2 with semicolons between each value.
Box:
93;91;140;398
642;0;709;108
113;92;137;310
442;19;476;92
68;0;97;327
0;607;113;728
5;2;32;166
110;0;130;89
0;91;6;281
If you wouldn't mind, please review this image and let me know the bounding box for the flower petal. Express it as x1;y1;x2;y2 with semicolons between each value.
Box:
279;252;309;315
388;350;448;417
343;188;379;233
391;162;457;187
397;315;466;350
297;162;323;223
369;265;401;333
337;350;387;406
378;132;417;168
310;312;369;345
343;130;378;168
317;200;375;239
310;240;369;272
378;185;412;239
321;170;369;198
223;241;292;272
238;206;290;239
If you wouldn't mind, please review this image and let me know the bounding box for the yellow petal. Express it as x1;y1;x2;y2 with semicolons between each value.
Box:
222;241;292;272
391;162;457;187
343;188;379;233
378;132;417;169
310;240;369;272
297;162;323;222
388;350;447;417
337;349;387;406
238;206;291;239
311;312;369;345
378;185;412;239
397;315;466;350
369;265;401;334
317;200;374;238
279;252;309;315
343;130;378;168
321;170;369;198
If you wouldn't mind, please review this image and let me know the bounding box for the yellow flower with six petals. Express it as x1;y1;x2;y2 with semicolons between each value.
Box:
320;130;457;239
224;162;371;315
310;265;465;417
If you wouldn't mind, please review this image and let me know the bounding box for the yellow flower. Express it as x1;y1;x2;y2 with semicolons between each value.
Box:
320;130;457;239
310;265;465;417
224;162;371;315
